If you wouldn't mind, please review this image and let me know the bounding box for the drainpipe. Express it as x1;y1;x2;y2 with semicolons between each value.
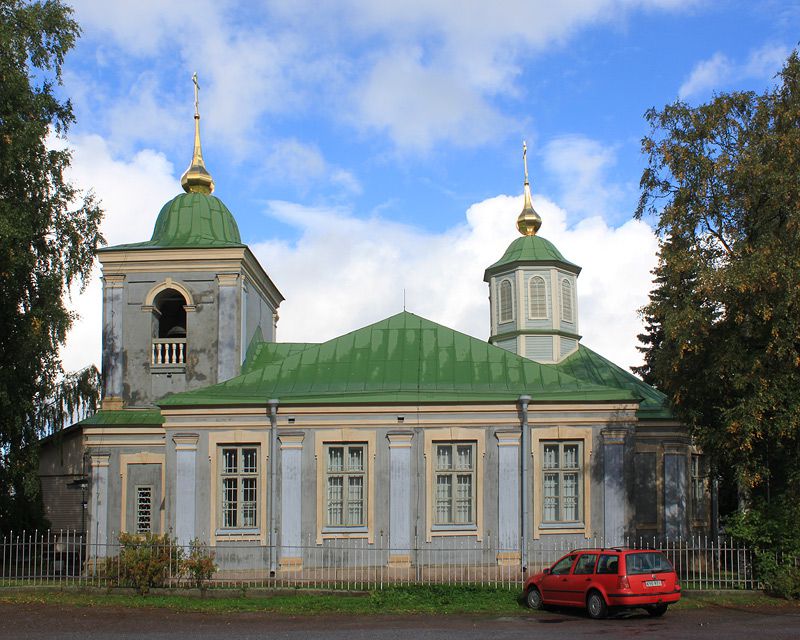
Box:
267;398;279;575
519;395;531;573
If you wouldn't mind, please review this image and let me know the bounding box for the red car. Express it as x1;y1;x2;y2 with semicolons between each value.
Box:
524;548;681;619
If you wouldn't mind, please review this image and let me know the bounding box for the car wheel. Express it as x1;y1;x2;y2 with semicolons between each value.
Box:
586;591;608;619
526;587;544;610
646;604;668;617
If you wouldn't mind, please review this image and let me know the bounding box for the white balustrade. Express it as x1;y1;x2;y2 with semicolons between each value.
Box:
151;338;187;366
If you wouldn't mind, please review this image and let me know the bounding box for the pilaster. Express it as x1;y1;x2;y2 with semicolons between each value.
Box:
173;434;199;546
496;431;521;566
101;274;125;408
387;431;413;567
278;433;304;570
88;454;110;558
601;426;633;545
216;273;240;383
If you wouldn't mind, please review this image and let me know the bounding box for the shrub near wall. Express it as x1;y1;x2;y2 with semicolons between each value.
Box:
117;533;184;595
183;538;217;590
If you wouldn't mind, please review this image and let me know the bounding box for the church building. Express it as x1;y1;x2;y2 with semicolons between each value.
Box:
39;88;707;573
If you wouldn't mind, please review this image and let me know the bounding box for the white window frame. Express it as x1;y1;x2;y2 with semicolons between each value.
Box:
219;445;259;530
541;441;583;525
433;441;477;528
560;278;574;323
498;278;514;324
135;485;153;534
528;275;548;319
324;443;368;529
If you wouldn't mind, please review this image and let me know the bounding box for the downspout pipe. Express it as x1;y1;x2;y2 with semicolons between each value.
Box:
267;398;279;575
519;394;531;573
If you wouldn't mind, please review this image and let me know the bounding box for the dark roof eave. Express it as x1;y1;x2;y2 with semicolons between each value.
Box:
484;259;582;281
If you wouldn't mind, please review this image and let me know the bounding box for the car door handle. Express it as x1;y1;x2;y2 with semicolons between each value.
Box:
585;578;591;582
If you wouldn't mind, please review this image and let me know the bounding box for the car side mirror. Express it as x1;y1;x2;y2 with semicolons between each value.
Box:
543;568;551;575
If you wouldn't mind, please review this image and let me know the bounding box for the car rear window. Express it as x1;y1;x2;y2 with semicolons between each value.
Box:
625;552;674;575
596;554;619;574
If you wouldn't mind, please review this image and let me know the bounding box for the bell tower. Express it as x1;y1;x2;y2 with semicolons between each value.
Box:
484;143;581;364
97;75;284;409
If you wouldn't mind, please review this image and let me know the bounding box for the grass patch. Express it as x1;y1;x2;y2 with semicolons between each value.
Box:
0;585;528;616
1;586;797;616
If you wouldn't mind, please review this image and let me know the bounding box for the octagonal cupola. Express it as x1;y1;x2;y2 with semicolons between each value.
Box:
484;143;581;364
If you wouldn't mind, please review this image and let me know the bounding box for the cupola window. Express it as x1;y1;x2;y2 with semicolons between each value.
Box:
528;276;547;319
560;279;574;324
152;288;188;366
498;279;514;324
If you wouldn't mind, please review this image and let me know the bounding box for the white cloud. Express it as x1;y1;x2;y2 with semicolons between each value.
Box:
69;0;697;154
352;49;510;152
253;192;657;373
264;139;361;195
679;43;790;99
542;135;624;219
59;135;180;372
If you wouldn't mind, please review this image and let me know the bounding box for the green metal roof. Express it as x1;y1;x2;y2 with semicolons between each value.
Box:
100;192;243;251
78;409;164;426
241;341;319;375
484;234;580;279
160;311;637;407
554;345;673;420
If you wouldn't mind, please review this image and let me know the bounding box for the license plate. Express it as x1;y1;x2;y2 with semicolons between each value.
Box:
644;580;663;587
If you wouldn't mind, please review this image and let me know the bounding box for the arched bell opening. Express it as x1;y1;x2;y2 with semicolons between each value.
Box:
151;288;188;366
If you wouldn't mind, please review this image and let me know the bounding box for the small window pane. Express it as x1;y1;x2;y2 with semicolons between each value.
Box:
327;476;344;525
437;445;453;470
328;447;344;472
223;448;237;474
456;445;472;470
563;473;579;521
543;445;559;469
222;477;238;528
242;448;257;473
563;445;579;469
347;477;364;525
543;472;560;521
348;446;363;472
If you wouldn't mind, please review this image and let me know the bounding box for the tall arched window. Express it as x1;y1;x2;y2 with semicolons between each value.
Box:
498;279;514;324
152;288;187;365
560;279;574;323
528;276;547;319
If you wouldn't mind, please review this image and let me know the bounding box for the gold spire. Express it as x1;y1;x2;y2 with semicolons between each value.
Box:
180;73;215;195
516;140;542;236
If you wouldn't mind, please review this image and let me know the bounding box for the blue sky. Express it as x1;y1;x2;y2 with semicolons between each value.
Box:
59;0;799;374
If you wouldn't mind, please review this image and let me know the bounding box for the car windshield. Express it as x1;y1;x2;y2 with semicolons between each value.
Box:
625;552;674;575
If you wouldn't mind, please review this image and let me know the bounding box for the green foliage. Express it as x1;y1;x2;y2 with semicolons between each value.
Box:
117;533;184;595
0;0;104;533
725;498;800;599
634;51;800;522
182;538;217;589
752;552;800;599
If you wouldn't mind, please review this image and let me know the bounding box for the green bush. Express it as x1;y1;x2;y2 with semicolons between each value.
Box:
754;552;800;599
726;496;800;599
117;532;184;595
182;538;217;589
